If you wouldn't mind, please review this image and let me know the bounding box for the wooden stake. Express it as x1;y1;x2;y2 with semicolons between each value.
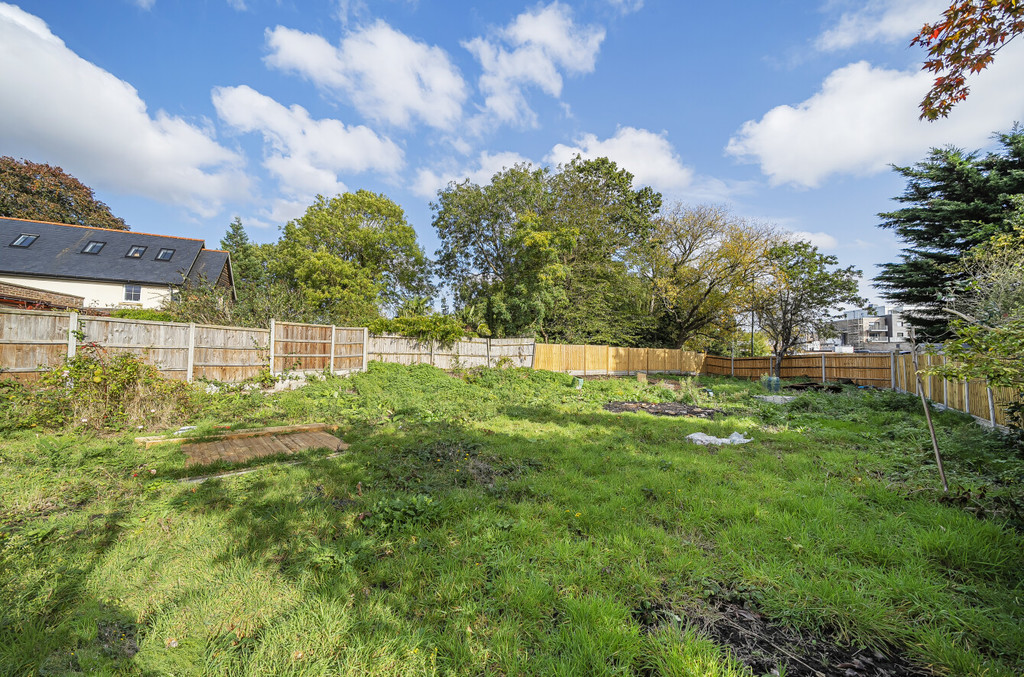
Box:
910;334;948;492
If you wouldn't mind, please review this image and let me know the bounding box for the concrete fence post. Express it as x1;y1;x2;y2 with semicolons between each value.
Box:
987;387;997;426
485;338;491;368
361;328;369;372
964;381;970;415
186;323;196;382
942;354;948;406
890;352;896;391
67;311;78;359
269;318;276;376
821;353;826;383
329;325;336;374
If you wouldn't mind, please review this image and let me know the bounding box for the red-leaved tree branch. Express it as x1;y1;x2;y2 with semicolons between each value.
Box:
914;0;1024;120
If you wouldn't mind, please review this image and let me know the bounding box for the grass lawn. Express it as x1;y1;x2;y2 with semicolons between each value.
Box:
1;363;1022;676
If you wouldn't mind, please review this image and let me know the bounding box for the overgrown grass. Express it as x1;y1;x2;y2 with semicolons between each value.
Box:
1;363;1022;675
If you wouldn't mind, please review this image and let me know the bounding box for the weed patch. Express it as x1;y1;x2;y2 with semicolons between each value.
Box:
1;365;1022;675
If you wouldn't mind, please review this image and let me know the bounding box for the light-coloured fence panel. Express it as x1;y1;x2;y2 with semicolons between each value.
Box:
488;338;535;368
0;308;70;381
366;335;533;370
585;345;608;375
80;316;190;379
609;347;630;374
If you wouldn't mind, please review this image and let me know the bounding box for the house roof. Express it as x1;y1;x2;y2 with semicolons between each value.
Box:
1;216;212;286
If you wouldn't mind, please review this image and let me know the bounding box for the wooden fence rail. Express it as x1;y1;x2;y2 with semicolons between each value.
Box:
1;307;1018;426
366;335;535;369
534;342;1019;428
0;308;365;383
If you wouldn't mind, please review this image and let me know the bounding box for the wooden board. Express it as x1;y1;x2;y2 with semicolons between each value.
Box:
135;422;340;448
181;430;348;466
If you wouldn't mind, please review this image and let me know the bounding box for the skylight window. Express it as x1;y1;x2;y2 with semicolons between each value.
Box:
155;248;175;261
10;234;38;247
82;241;105;254
125;245;147;258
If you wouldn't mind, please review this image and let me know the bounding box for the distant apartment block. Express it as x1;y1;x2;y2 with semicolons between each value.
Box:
833;305;912;351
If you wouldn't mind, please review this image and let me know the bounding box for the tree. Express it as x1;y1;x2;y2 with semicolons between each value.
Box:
752;241;864;377
913;1;1024;120
0;157;128;230
639;203;778;349
432;157;661;343
928;196;1024;425
874;128;1024;339
275;191;433;325
543;157;661;345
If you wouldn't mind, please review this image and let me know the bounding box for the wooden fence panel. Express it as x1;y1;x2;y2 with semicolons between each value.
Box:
333;327;365;372
81;316;190;379
733;357;771;380
560;344;585;375
626;347;645;374
489;338;535;368
193;325;269;382
609;347;630;374
0;308;69;381
968;380;991;421
532;343;560;372
992;386;1017;426
826;353;892;386
274;322;332;373
584;345;608;375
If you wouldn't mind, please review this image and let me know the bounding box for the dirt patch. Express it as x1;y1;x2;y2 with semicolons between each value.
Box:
692;597;931;677
97;618;139;659
786;382;844;393
603;401;720;419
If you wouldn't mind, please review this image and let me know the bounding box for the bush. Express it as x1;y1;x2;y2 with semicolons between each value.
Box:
6;346;200;432
109;309;178;322
368;315;473;345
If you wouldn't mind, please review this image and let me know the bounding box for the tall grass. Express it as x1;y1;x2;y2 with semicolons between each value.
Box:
0;363;1021;675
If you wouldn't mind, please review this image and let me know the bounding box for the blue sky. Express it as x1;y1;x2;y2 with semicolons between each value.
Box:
3;0;1023;303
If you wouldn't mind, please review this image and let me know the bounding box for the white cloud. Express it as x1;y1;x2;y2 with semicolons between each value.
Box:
412;151;532;198
547;127;693;192
788;230;838;250
133;0;155;9
0;3;247;217
212;85;403;199
265;21;467;130
725;42;1024;188
816;0;946;51
463;2;604;127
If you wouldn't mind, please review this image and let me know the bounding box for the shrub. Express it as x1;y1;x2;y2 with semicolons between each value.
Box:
11;346;200;431
368;315;473;345
109;309;178;322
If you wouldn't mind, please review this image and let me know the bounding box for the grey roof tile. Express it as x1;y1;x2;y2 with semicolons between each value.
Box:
1;217;206;285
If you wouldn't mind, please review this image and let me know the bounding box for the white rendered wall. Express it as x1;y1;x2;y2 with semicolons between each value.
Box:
0;275;171;309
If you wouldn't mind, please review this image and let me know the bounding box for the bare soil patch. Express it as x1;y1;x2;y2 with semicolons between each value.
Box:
603;401;721;419
633;594;933;677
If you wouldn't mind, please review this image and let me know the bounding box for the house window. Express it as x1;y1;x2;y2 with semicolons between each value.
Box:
82;241;105;254
10;234;38;247
155;248;175;261
126;245;147;258
124;284;142;302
